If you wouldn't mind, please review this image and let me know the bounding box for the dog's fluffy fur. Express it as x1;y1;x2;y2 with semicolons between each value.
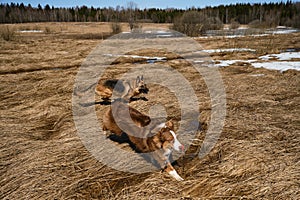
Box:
102;99;184;181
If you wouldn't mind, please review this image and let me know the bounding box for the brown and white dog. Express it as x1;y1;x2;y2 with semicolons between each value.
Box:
95;75;149;102
102;99;185;181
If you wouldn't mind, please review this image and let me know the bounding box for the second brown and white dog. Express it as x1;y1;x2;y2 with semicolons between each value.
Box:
102;99;184;181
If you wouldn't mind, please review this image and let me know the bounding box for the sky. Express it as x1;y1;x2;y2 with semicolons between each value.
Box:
0;0;296;9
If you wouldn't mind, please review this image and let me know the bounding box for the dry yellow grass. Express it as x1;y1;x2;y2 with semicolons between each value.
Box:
0;23;299;199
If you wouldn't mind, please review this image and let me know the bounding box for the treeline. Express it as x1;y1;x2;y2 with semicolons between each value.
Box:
0;1;299;28
0;3;181;23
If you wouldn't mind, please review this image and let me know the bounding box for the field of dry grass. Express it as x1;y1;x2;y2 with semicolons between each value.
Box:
0;22;299;199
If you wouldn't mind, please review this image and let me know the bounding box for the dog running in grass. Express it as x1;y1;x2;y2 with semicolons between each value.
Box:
95;75;149;102
74;76;149;106
102;99;185;181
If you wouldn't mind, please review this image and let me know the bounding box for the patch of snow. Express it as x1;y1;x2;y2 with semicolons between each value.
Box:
259;52;300;61
225;35;244;38
238;26;249;30
211;59;257;67
103;53;167;61
126;55;166;61
144;30;171;34
198;34;261;39
198;26;298;39
284;48;300;52
249;74;265;77
18;30;43;33
193;60;206;63
157;34;173;37
252;61;300;72
266;29;299;34
276;26;287;29
225;34;271;38
213;60;243;67
251;34;270;37
201;48;256;54
197;36;209;39
156;30;170;34
206;58;299;72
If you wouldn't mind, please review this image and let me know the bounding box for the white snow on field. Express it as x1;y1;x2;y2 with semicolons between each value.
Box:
252;61;300;72
212;60;246;67
199;50;300;71
237;26;249;30
104;47;300;72
200;48;256;53
206;59;257;67
210;60;300;71
249;74;265;77
156;30;171;34
266;29;299;34
259;52;300;61
157;34;173;37
103;53;167;61
224;35;245;38
208;59;300;71
144;30;172;34
198;26;299;39
18;30;43;33
198;34;263;39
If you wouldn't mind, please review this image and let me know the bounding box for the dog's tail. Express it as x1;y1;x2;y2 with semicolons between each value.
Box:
73;82;107;107
73;82;97;97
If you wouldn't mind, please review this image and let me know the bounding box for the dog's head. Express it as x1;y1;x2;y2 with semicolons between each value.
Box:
134;75;149;95
152;120;184;153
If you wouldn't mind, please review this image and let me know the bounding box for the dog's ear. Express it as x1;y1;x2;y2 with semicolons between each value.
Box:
165;120;174;130
136;76;140;84
141;75;144;81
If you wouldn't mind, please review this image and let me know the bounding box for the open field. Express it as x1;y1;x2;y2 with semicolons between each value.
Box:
1;22;299;199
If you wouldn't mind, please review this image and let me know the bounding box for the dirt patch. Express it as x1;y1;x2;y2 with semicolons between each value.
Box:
1;23;299;199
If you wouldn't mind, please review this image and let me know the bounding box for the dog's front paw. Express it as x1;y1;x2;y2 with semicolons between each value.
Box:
103;131;111;138
169;170;184;181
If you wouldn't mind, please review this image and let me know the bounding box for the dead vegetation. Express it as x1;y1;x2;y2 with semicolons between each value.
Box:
0;23;299;199
196;32;300;55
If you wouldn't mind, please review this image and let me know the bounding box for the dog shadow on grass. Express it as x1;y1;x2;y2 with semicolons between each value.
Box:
79;100;111;107
107;132;178;171
79;97;148;107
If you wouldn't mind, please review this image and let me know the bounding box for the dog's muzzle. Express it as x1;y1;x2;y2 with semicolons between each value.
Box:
139;88;149;94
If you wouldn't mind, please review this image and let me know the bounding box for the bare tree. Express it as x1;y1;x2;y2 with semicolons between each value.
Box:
172;11;223;36
127;1;137;31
